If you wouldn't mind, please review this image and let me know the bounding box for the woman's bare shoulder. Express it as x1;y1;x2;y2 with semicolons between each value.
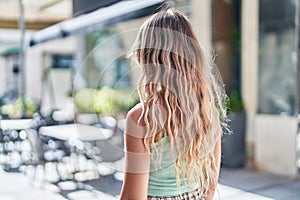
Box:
124;103;148;153
127;103;142;115
126;103;144;125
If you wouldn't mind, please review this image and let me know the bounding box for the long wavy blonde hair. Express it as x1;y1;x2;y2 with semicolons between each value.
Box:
132;9;228;195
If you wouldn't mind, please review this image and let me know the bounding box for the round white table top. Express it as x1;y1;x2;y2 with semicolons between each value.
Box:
39;123;113;141
0;119;33;130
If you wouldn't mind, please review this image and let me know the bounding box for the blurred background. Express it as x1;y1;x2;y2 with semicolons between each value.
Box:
0;0;299;199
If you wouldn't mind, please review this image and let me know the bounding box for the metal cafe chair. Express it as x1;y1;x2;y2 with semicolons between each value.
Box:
84;117;125;178
22;112;99;189
26;127;71;187
21;112;72;186
0;118;34;170
38;122;115;181
73;114;123;178
76;113;98;126
0;127;4;165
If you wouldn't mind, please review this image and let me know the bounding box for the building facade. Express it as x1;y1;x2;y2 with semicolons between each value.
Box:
82;0;300;176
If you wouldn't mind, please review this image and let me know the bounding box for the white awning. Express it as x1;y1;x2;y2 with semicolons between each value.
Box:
29;0;165;46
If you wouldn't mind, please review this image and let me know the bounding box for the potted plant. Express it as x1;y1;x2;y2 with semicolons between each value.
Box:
73;87;139;118
0;97;38;119
222;90;246;168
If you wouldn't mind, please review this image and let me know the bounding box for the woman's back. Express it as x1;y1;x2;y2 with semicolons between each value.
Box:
120;9;227;200
148;132;198;196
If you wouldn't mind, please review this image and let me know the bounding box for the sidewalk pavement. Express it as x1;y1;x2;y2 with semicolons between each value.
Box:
218;168;300;200
0;167;299;200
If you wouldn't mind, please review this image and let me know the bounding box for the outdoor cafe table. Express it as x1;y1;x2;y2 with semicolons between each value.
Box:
0;119;33;130
39;123;113;141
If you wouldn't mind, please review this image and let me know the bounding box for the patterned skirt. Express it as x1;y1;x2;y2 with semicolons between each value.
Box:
147;189;203;200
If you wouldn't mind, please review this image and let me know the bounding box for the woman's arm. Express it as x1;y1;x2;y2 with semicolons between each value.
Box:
205;107;222;200
205;137;221;200
120;105;150;200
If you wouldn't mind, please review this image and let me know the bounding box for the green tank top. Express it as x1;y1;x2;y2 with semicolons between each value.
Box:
148;134;198;196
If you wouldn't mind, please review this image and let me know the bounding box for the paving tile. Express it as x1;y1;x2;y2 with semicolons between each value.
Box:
0;195;16;200
0;166;300;200
0;169;66;200
283;179;300;190
253;184;299;199
280;192;300;200
215;184;274;200
67;190;98;200
219;168;290;191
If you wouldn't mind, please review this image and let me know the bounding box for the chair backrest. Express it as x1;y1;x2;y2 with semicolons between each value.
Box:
76;114;98;125
26;128;45;163
0;128;3;142
100;116;117;129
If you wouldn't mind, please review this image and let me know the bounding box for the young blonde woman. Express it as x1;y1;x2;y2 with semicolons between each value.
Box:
120;9;227;200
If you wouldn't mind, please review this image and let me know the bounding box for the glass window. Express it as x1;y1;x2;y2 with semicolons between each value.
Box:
51;54;74;69
85;29;132;89
258;0;297;115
